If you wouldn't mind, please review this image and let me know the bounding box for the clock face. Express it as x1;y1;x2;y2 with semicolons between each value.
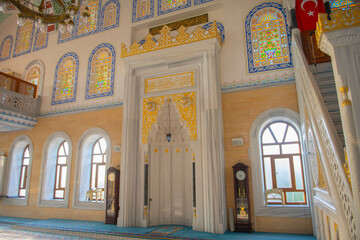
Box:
108;172;115;181
236;170;246;181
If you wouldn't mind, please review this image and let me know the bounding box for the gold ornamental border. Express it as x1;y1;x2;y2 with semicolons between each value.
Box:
121;21;222;58
316;5;360;46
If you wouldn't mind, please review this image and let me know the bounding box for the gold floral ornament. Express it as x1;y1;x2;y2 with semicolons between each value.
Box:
316;5;360;46
121;21;221;58
340;86;352;107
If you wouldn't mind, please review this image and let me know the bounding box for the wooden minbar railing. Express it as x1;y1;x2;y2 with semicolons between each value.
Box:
0;71;38;98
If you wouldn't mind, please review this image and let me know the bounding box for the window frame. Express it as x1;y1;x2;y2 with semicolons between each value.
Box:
260;121;307;205
2;136;33;206
54;141;69;200
73;127;111;210
38;132;72;208
90;137;107;192
18;145;30;198
250;108;312;218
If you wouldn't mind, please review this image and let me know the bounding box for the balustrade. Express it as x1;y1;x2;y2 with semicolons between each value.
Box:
0;72;37;98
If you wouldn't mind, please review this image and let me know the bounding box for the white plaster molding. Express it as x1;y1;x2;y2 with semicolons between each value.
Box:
319;26;360;55
118;38;226;234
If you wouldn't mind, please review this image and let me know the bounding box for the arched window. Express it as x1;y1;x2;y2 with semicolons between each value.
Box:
250;108;311;217
52;52;79;105
245;2;292;73
26;66;40;86
0;35;13;61
33;27;48;52
132;0;154;23
3;136;33;205
77;0;100;37
54;141;69;199
261;122;306;205
13;20;34;58
23;60;45;97
18;145;30;198
102;0;120;30
86;43;115;99
90;138;107;198
73;128;111;209
38;132;72;208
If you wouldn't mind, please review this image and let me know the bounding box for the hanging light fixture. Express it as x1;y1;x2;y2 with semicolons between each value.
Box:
166;99;172;143
0;0;90;32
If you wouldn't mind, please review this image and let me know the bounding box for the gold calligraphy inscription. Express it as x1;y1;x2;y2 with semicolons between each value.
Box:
145;71;194;93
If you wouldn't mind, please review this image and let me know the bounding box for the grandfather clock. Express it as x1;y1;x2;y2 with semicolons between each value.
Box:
105;167;120;224
232;162;252;232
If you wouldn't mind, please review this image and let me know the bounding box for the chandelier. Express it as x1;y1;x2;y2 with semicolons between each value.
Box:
0;0;90;33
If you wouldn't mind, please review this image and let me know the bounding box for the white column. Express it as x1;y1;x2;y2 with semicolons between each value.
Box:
118;67;141;227
319;26;360;240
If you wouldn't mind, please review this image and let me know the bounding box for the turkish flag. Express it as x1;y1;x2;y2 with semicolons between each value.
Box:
296;0;325;31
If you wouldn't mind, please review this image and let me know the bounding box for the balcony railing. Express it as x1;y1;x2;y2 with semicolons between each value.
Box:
0;71;41;118
0;72;37;98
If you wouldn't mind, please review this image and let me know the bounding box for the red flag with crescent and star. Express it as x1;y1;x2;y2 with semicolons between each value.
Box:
296;0;325;31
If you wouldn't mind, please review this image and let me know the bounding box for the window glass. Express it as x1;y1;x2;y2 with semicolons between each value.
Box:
54;141;68;199
52;53;78;105
14;20;34;57
261;121;306;205
246;3;292;73
18;145;30;198
89;137;107;201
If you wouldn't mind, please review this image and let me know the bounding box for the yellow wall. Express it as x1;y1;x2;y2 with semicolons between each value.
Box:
0;84;312;234
0;107;122;221
222;84;312;234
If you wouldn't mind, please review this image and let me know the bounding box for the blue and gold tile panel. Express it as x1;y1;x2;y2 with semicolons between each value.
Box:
13;20;35;58
101;0;120;31
194;0;213;5
51;52;79;105
58;0;120;44
132;0;154;23
0;35;13;62
33;28;48;52
85;43;116;100
158;0;191;16
221;73;295;91
245;2;293;73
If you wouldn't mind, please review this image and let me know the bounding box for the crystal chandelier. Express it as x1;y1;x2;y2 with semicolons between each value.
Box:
0;0;90;33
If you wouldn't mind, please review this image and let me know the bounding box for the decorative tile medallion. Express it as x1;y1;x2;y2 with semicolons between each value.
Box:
145;71;194;93
142;91;196;144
